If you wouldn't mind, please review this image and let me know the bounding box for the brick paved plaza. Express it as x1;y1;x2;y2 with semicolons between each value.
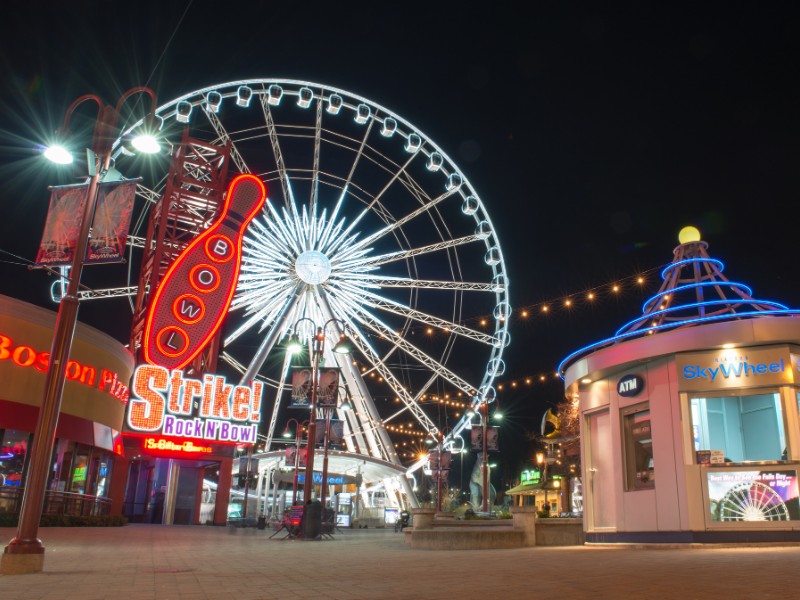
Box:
2;525;799;599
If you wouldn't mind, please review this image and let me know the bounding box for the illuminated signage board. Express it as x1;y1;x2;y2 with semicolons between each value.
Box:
143;437;213;455
520;469;542;485
297;472;348;485
126;364;262;444
142;175;266;370
677;347;793;391
0;332;129;402
617;374;644;397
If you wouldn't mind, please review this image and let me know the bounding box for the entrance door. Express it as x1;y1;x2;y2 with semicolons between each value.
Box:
587;410;614;529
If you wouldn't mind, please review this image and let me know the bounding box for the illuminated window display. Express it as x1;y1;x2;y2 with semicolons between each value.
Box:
0;430;31;488
691;392;785;463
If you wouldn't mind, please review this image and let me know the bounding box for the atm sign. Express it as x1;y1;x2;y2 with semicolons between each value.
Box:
617;374;644;397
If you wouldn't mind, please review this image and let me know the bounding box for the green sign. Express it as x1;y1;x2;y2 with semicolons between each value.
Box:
520;469;541;484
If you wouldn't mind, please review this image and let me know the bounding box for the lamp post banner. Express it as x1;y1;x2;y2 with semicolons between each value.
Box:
285;445;307;467
85;179;137;263
289;367;313;408
35;183;89;266
471;428;499;451
487;427;499;452
316;368;340;407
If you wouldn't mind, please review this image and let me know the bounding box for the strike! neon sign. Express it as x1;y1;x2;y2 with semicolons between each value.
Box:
127;364;262;443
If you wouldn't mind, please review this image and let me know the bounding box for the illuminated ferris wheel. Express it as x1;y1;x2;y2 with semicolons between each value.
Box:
114;79;510;471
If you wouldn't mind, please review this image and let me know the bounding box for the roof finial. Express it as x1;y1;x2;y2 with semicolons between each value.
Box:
678;226;701;244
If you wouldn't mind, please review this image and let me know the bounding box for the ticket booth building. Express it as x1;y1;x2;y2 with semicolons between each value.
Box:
561;233;800;543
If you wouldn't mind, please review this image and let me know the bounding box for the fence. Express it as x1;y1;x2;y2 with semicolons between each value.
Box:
0;487;111;517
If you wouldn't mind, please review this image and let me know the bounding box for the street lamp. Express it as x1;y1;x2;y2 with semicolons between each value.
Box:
536;451;549;510
1;87;160;575
283;418;310;503
285;317;353;509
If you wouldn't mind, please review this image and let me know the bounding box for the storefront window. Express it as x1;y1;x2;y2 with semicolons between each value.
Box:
690;392;785;463
70;453;89;494
623;405;654;490
0;430;31;488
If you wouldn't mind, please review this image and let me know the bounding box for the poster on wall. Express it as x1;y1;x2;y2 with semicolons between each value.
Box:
707;470;800;522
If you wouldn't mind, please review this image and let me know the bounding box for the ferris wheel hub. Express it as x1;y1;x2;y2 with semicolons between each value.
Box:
295;250;332;285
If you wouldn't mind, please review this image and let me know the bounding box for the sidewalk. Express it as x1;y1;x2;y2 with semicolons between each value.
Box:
1;524;799;599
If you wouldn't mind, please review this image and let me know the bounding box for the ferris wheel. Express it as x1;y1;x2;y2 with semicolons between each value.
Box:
113;79;510;470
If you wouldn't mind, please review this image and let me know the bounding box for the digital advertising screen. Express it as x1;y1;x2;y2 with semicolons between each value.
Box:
707;470;800;522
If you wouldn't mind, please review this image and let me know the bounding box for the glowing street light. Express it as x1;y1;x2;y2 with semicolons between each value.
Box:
284;317;353;519
1;87;161;575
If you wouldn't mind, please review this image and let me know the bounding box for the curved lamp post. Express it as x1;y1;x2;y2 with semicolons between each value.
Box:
1;88;160;575
285;317;353;509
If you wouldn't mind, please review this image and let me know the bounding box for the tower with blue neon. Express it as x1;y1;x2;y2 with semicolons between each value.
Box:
561;228;800;545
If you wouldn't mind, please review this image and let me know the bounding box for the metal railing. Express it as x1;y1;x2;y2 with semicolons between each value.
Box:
0;487;111;517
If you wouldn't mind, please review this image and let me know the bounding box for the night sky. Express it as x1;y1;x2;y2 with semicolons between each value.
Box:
2;1;800;478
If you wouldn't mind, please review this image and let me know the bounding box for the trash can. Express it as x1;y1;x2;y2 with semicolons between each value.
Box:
303;501;322;540
257;516;266;530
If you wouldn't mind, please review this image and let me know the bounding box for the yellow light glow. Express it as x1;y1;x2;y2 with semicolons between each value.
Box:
679;226;701;244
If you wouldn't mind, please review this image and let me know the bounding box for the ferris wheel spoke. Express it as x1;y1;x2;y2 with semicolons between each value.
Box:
368;298;494;345
258;202;305;257
347;334;439;435
331;280;493;345
316;187;348;252
202;109;251;174
225;294;291;344
258;93;291;209
362;234;483;268
348;302;477;397
238;287;303;386
349;274;498;292
309;94;323;219
350;188;460;253
341;151;419;240
317;292;404;460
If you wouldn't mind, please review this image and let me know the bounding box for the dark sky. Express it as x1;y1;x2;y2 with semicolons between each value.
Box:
2;1;800;476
